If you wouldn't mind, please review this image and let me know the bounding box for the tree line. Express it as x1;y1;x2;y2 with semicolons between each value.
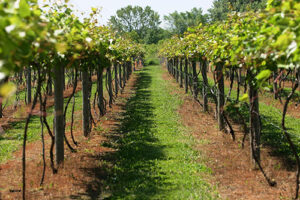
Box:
108;0;267;44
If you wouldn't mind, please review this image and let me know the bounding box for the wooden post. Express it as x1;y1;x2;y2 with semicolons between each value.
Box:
82;70;90;137
107;65;113;107
179;58;183;88
54;65;64;166
216;62;225;131
97;65;105;116
114;63;118;96
249;70;261;168
201;59;209;112
192;60;198;100
119;63;122;89
176;58;179;83
184;58;188;93
26;67;31;104
123;63;126;87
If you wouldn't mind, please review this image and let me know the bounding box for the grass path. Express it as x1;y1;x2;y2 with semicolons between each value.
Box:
103;65;218;199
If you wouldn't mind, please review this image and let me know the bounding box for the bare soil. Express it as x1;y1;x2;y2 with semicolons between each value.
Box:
0;72;138;200
0;81;84;132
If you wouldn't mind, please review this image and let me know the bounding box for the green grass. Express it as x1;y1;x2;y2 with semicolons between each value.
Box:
195;71;300;161
102;65;218;199
0;80;101;163
0;66;127;163
4;85;32;107
145;44;160;66
222;80;300;160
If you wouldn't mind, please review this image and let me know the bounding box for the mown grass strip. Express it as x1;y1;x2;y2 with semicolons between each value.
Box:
103;65;218;200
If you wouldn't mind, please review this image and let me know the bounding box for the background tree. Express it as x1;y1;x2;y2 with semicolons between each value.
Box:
109;5;163;44
164;8;208;35
208;0;267;22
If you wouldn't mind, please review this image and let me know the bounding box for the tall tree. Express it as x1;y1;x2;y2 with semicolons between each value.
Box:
208;0;267;22
109;6;162;44
164;8;208;35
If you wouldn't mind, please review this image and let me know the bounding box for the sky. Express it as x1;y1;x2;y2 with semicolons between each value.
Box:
65;0;214;26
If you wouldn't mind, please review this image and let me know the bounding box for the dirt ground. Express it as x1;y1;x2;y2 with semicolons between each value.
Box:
0;72;138;200
206;69;300;119
162;70;296;200
0;79;85;131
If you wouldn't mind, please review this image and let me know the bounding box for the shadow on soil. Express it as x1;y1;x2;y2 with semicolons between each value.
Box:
70;68;167;199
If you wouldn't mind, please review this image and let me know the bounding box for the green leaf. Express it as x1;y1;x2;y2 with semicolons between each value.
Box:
55;43;68;54
239;94;248;102
19;0;31;18
256;70;271;81
274;32;294;49
278;63;295;69
263;86;271;92
33;9;41;17
0;82;17;98
91;7;97;13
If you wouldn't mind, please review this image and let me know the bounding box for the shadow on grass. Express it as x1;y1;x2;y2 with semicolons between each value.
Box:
260;114;299;169
0;116;41;149
70;68;167;199
196;74;300;170
226;101;299;170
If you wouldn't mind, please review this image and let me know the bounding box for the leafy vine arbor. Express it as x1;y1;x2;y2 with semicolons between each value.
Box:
159;0;300;198
0;1;144;199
